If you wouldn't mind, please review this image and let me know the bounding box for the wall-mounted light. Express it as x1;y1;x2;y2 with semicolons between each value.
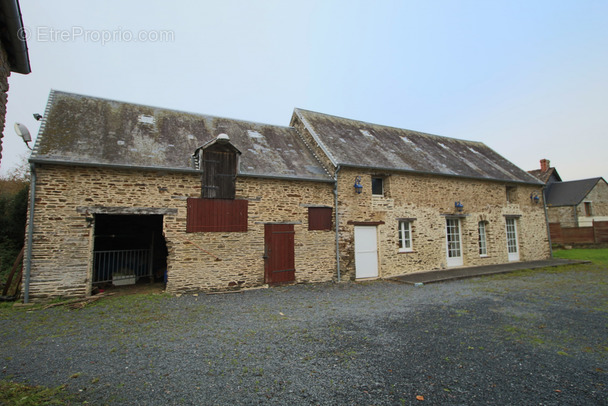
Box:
530;192;540;204
354;176;363;194
455;201;464;212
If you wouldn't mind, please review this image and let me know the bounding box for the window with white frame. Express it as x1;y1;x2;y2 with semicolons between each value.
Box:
506;218;519;255
398;220;413;252
478;221;488;257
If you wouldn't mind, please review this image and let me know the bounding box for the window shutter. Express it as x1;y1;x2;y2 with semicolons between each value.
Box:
308;207;332;231
187;198;248;232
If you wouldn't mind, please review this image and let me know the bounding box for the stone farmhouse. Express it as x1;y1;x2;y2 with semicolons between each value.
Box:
24;90;550;301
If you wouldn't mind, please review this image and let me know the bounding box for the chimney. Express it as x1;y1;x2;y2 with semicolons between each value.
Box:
540;159;550;172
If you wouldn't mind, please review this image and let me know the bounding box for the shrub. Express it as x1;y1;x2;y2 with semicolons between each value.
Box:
0;180;29;284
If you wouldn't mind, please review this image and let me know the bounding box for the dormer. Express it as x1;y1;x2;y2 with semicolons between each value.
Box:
193;134;241;199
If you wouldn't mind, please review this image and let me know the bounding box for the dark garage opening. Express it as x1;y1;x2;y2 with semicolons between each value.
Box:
93;214;168;289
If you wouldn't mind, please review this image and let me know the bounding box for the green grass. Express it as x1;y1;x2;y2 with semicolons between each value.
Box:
0;380;79;405
553;248;608;266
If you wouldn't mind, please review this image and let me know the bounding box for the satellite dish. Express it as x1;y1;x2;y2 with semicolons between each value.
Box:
14;122;32;142
14;122;33;150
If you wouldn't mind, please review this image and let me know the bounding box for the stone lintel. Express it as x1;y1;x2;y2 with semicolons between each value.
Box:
76;206;178;215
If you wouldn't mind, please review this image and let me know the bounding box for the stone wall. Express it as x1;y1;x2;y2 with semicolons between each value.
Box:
169;176;336;293
26;164;336;300
27;160;552;300
336;167;550;280
0;42;10;165
547;206;576;227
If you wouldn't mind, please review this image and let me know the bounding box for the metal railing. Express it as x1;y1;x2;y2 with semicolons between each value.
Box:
93;248;153;285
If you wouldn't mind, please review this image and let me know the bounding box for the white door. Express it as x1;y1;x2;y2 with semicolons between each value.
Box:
354;226;379;278
506;218;520;261
446;218;463;267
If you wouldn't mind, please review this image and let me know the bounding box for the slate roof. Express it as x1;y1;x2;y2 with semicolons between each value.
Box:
31;91;332;182
528;168;562;184
545;178;605;207
294;109;541;185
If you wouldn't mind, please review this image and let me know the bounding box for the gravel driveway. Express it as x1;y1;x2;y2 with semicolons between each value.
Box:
1;264;607;405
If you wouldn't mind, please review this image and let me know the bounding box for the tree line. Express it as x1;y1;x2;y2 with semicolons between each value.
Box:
0;176;28;284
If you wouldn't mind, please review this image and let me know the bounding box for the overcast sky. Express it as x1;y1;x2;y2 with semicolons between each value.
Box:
2;0;607;181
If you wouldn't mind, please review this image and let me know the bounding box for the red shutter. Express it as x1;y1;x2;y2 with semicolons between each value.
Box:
187;198;248;232
308;207;332;231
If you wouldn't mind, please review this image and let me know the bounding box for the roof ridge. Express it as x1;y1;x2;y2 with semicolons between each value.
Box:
294;108;542;185
294;107;486;146
293;109;337;167
291;124;333;178
49;90;295;130
557;177;603;184
31;91;333;181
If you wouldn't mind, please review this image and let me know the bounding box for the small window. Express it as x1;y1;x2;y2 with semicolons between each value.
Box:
584;202;593;216
478;221;488;257
372;177;384;196
506;186;517;203
398;221;413;252
308;207;332;231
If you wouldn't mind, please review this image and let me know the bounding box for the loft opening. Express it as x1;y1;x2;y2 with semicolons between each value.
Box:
193;134;241;199
188;134;248;231
92;214;168;290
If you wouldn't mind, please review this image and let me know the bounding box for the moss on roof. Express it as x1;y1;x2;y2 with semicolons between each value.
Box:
294;108;541;184
32;91;331;181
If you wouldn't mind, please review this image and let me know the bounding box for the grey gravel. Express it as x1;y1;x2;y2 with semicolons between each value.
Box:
1;266;607;405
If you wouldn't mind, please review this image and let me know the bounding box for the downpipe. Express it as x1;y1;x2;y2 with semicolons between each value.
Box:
334;165;341;282
542;187;553;258
23;163;36;303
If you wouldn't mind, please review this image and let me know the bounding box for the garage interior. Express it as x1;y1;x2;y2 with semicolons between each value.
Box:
92;214;168;289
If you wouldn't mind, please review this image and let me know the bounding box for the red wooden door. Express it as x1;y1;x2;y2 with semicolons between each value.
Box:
264;224;295;284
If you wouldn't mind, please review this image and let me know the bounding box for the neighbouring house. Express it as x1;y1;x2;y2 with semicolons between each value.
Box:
545;178;608;227
527;159;562;186
23;90;551;301
0;0;31;165
528;159;608;244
